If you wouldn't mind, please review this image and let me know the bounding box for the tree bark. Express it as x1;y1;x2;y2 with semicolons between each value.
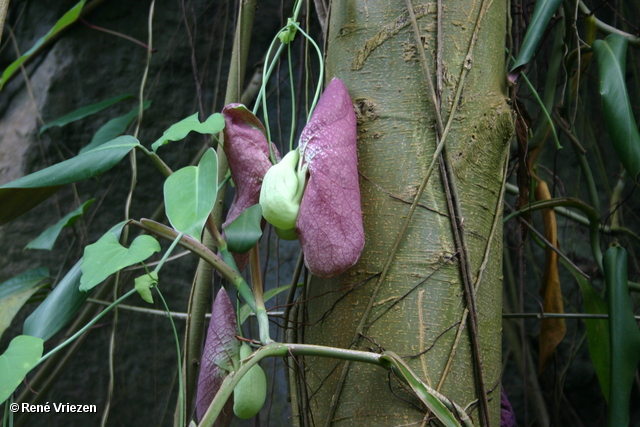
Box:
295;0;512;425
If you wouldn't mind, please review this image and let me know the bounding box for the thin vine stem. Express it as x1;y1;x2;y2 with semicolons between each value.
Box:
155;286;184;427
37;288;137;366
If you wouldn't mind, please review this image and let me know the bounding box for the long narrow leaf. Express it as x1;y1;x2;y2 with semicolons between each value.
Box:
380;352;464;427
0;268;49;339
568;266;610;402
40;94;132;133
604;245;640;426
509;0;562;80
0;0;87;90
79;101;151;154
593;35;640;183
25;199;95;250
0;136;139;226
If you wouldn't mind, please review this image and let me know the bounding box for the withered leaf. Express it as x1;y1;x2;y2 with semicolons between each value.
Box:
535;179;566;374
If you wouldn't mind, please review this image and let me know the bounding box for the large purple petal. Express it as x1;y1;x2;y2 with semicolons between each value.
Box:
296;78;364;278
196;288;239;423
222;104;279;228
221;104;280;270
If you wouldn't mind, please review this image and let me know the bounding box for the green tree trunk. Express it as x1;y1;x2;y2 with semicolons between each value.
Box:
294;0;512;425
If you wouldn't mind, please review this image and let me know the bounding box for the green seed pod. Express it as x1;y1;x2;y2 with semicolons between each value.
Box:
259;149;306;230
233;343;267;419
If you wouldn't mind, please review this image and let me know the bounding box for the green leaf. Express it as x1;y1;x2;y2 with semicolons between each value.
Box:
79;101;151;155
593;35;640;184
23;222;127;341
0;136;139;226
0;268;49;340
151;112;224;152
40;94;133;133
380;352;461;427
223;204;263;254
164;148;218;240
80;233;161;291
23;260;85;341
25;199;95;250
509;0;563;79
570;267;610;402
135;271;158;304
0;0;88;91
0;335;44;405
238;284;294;324
604;245;640;426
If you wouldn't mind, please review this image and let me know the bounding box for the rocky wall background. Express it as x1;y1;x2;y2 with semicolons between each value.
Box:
0;1;295;425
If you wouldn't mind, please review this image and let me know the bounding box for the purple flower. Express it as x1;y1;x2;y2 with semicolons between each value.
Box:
296;78;364;278
222;78;364;278
196;288;238;424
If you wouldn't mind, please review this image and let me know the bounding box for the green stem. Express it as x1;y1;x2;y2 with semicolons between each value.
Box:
519;71;562;150
578;1;640;46
198;343;383;427
136;144;173;177
505;198;603;272
153;232;184;273
38;288;137;366
288;42;296;152
198;342;469;427
132;219;256;311
291;22;324;117
155;287;184;427
249;244;272;344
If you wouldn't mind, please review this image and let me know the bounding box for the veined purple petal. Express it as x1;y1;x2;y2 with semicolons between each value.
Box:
196;288;239;423
221;104;280;270
296;78;364;278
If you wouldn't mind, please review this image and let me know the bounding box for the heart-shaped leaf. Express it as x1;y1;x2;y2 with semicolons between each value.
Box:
196;288;240;422
25;199;95;250
593;35;640;183
135;271;158;304
23;222;128;340
296;78;364;278
0;136;139;226
0;268;49;340
40;94;133;134
80;233;160;291
152;113;225;152
164;148;218;240
0;335;44;405
223;204;263;254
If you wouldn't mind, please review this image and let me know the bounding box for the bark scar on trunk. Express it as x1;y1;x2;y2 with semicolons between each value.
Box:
351;3;440;70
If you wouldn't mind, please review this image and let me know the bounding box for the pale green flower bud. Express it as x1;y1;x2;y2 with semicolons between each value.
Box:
259;149;306;230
